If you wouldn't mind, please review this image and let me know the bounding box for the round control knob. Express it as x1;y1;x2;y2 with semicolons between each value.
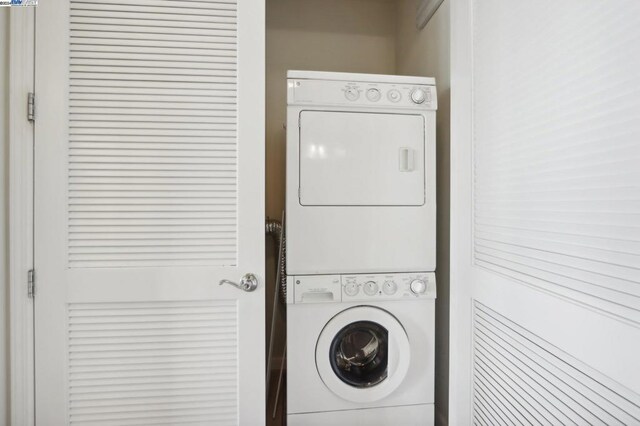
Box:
363;281;379;296
344;282;359;297
410;279;427;294
345;87;360;101
387;89;401;103
410;88;427;104
383;280;398;295
366;88;381;102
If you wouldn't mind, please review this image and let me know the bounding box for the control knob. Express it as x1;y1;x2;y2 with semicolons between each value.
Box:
383;280;398;295
345;87;360;101
366;88;381;102
363;281;379;296
344;282;359;296
410;88;427;104
410;279;427;295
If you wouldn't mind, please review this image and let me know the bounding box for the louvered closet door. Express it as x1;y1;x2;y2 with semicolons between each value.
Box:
450;1;640;424
34;1;264;424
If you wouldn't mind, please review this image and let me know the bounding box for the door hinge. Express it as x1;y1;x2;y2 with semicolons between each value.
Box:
28;269;35;298
27;92;35;122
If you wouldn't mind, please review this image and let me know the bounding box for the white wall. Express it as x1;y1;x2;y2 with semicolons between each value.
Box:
1;8;10;426
396;2;450;425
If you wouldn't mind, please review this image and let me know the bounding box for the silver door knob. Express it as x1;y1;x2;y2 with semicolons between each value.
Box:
219;273;258;292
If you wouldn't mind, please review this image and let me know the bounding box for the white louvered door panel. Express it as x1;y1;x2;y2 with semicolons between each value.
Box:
451;1;640;424
68;0;239;269
35;1;264;424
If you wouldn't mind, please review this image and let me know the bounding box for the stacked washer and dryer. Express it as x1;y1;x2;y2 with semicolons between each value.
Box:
285;71;437;425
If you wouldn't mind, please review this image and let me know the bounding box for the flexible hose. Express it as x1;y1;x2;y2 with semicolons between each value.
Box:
266;218;287;303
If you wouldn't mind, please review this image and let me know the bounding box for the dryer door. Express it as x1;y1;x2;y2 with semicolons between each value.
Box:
299;111;425;206
316;306;411;403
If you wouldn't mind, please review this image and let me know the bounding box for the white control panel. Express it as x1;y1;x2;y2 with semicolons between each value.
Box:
290;272;436;304
341;272;436;302
288;78;437;110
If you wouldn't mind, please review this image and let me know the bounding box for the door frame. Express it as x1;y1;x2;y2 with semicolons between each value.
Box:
8;7;36;426
449;0;474;424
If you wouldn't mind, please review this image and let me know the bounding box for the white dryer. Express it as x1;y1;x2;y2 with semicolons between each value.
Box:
286;272;436;425
286;71;437;275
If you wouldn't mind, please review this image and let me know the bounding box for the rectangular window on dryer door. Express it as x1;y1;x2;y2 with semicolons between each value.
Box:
298;111;425;206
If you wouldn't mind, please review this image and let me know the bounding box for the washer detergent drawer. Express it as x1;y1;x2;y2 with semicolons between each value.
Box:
298;111;425;206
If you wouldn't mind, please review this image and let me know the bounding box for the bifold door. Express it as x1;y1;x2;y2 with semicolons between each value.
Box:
298;111;425;206
34;1;265;424
450;1;640;424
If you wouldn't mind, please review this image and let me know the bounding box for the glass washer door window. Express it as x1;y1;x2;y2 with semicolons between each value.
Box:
315;306;411;403
330;321;388;388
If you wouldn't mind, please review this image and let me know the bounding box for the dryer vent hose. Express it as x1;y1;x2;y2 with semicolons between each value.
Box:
266;218;287;304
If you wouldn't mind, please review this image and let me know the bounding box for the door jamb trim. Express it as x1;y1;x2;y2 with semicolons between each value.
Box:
9;7;36;426
449;0;474;423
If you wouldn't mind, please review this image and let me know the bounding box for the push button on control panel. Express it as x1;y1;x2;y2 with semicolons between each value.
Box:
387;89;401;103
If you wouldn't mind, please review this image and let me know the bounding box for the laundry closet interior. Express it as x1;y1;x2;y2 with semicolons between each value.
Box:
264;0;450;424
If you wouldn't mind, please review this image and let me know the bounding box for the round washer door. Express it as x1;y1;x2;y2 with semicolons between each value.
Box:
316;306;410;403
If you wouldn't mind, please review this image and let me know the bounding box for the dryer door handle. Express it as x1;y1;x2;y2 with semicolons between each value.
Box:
399;147;415;172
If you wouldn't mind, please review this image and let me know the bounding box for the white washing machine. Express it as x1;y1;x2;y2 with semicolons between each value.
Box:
286;272;436;425
286;71;437;275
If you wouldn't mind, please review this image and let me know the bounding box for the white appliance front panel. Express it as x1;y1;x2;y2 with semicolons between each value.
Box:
289;272;437;304
288;404;434;426
287;205;436;274
286;106;436;275
299;111;425;206
287;75;437;110
287;300;435;414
